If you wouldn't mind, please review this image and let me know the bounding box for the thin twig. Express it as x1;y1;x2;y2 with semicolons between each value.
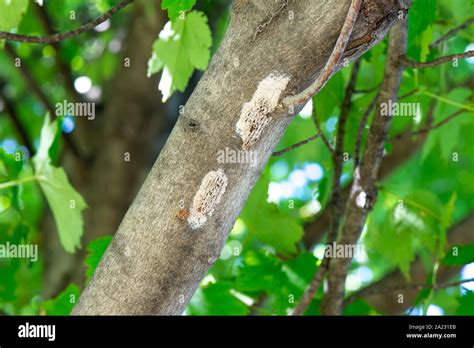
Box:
0;0;134;44
283;0;362;107
312;105;334;153
430;17;474;49
353;94;378;168
272;133;321;157
400;50;474;69
399;88;418;100
421;90;474;112
354;85;379;94
249;294;269;316
330;59;361;238
290;259;329;315
389;109;465;141
345;278;474;305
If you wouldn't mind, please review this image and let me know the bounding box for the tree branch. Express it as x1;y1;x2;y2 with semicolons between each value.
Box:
282;0;362;107
354;94;377;168
290;261;328;315
345;213;474;314
430;16;474;49
272;133;321;157
321;18;407;315
331;58;361;228
353;85;379;94
291;59;361;316
400;50;474;69
312;106;334;153
303;99;435;248
399;88;418;100
389;109;465;141
345;278;474;305
71;0;408;315
0;0;134;44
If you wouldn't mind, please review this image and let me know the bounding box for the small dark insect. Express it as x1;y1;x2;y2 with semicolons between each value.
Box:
176;208;190;220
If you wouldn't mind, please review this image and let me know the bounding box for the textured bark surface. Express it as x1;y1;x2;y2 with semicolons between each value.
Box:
73;0;407;315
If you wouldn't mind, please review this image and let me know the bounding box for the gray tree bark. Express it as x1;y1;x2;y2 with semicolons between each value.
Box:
72;0;408;315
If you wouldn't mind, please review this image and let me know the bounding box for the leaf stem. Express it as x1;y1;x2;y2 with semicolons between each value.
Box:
420;90;474;112
0;175;39;190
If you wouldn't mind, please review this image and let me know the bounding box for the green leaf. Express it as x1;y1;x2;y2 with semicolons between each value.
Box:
33;114;57;174
187;282;249;315
312;71;344;122
147;11;212;101
441;192;457;230
419;26;433;62
456;291;474;315
0;149;23;180
443;244;474;266
38;167;87;253
93;0;116;12
0;0;29;48
84;235;113;281
407;0;437;60
41;284;80;315
422;88;473;160
236;250;295;314
366;190;443;279
438;192;457;257
282;252;318;290
412;271;434;313
241;176;303;255
236;250;287;293
48;117;63;164
0;195;11;214
161;0;196;21
33;115;87;253
344;299;373;315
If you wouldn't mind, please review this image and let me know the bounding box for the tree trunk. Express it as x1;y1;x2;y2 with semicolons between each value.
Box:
72;0;408;315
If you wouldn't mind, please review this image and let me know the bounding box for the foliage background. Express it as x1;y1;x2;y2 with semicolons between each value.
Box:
0;0;473;316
